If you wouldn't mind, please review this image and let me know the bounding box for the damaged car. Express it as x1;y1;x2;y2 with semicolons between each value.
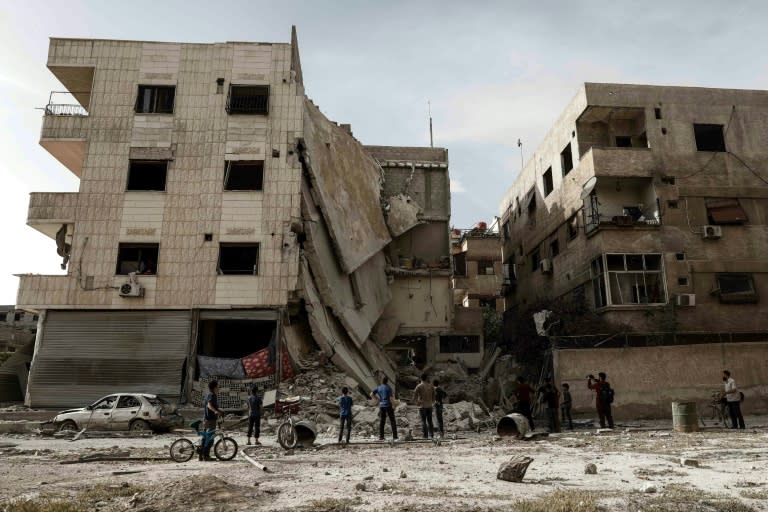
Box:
48;393;183;433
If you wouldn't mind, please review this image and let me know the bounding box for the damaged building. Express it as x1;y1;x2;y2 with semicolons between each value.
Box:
499;83;768;418
14;28;477;408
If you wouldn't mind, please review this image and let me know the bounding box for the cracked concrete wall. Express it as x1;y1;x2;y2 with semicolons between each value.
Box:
300;100;391;274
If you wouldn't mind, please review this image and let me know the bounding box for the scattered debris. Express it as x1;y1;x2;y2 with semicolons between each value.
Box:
642;483;658;493
497;456;534;483
680;458;699;468
399;470;407;479
584;463;597;474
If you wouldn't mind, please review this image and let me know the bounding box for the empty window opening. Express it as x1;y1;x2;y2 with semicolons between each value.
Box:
127;160;168;191
478;298;496;309
218;243;260;275
387;335;428;367
706;198;747;225
135;85;175;114
654;107;662;120
661;176;676;185
13;312;22;322
550;238;560;258
543;167;554;196
567;214;579;240
694;124;726;152
675;252;686;261
197;319;275;362
116;243;159;275
615;136;633;148
561;143;574;176
667;200;679;209
590;253;666;307
477;260;495;275
216;78;225;94
453;253;467;276
502;221;511;240
204;233;213;242
525;188;536;213
439;335;480;353
224;161;264;191
226;85;269;115
661;127;668;135
531;247;541;271
716;273;758;304
678;277;689;286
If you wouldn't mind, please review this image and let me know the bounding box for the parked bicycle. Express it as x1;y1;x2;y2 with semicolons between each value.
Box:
169;418;238;462
274;395;302;450
702;390;727;427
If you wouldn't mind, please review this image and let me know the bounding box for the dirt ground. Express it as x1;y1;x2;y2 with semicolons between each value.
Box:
2;418;768;512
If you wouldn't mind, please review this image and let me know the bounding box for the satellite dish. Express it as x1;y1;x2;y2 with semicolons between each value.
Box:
580;177;597;200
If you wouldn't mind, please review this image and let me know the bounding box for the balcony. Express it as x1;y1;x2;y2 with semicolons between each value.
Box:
580;147;656;178
452;274;501;297
582;177;661;236
27;192;77;239
16;275;71;309
39;92;89;177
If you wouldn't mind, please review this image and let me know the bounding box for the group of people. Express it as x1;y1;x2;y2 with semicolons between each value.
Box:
513;372;615;433
195;368;747;459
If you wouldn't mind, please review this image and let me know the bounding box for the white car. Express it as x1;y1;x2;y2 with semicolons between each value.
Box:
50;393;183;432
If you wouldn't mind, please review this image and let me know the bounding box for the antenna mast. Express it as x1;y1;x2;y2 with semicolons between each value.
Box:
428;101;434;148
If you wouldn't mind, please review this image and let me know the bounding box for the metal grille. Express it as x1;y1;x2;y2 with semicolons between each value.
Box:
27;311;191;408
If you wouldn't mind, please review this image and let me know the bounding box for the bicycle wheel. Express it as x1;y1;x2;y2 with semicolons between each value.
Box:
169;438;195;462
277;421;298;449
214;436;238;461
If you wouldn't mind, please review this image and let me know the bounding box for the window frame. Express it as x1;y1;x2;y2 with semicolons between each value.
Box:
589;253;668;307
543;167;554;197
226;84;270;115
218;243;260;276
693;123;726;152
477;259;495;276
115;243;159;276
715;273;758;304
223;160;265;191
561;143;574;176
134;85;176;114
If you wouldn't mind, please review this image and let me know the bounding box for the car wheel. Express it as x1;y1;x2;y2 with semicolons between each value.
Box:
129;419;151;432
58;420;78;432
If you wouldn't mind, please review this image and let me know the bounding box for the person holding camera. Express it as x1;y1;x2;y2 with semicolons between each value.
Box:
587;372;614;429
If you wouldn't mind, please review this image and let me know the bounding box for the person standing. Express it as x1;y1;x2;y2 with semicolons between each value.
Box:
246;385;262;446
587;372;614;429
561;383;574;430
202;380;224;461
514;376;535;430
337;386;353;444
433;379;447;438
539;380;560;433
371;376;398;441
721;370;746;429
413;374;435;439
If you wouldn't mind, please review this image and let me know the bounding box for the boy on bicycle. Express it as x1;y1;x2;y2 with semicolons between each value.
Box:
202;380;224;461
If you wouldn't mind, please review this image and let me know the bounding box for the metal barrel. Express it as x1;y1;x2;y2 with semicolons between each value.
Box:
294;420;317;447
672;401;699;432
497;413;530;438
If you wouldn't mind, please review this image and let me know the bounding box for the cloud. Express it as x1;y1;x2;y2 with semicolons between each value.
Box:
450;178;466;193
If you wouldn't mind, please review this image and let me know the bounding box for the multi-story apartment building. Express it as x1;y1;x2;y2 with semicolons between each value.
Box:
451;224;504;312
499;83;768;416
16;29;478;408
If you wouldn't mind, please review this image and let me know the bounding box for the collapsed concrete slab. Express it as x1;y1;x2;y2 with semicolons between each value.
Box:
385;193;422;237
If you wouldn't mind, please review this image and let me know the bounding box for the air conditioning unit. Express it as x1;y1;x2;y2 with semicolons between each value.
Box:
702;225;722;239
539;259;553;274
675;294;696;307
119;273;144;298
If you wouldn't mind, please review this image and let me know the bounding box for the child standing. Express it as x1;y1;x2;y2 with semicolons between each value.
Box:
337;386;353;444
246;385;262;445
561;383;573;430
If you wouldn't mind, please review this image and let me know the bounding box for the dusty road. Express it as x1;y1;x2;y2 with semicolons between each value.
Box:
1;422;768;511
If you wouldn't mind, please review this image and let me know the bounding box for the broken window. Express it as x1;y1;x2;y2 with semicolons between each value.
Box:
13;312;22;322
116;243;159;275
705;198;748;225
135;85;175;114
567;214;579;240
654;107;662;120
218;243;259;275
197;319;275;359
453;253;467;276
694;124;726;152
226;85;269;115
479;298;496;309
525;188;536;213
561;143;573;176
503;221;510;240
591;253;666;306
439;335;480;353
615;136;632;148
224;161;264;191
531;247;541;271
543;167;554;197
550;238;560;258
117;396;141;408
716;273;758;303
477;260;495;275
127;160;168;191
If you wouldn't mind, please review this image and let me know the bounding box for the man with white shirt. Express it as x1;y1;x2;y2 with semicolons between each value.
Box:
721;370;746;429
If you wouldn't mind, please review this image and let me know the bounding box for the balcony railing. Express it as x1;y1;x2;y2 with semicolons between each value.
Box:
45;103;88;116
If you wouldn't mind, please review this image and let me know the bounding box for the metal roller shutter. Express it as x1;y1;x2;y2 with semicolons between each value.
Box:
27;310;191;408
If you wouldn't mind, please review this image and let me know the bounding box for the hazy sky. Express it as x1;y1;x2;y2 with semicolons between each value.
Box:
1;0;767;303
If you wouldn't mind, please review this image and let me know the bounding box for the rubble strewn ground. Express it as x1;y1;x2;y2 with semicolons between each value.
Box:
1;417;767;511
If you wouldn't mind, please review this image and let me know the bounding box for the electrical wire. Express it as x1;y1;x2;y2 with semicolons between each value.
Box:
726;151;768;186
